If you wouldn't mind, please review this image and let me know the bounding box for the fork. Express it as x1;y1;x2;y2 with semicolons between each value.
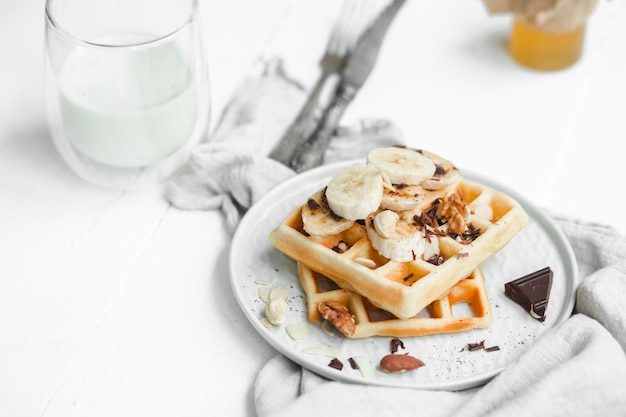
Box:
268;0;377;165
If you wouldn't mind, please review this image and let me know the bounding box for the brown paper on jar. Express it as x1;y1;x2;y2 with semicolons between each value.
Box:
484;0;597;32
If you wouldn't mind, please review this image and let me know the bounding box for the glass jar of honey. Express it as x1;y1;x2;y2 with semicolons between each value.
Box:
509;15;587;71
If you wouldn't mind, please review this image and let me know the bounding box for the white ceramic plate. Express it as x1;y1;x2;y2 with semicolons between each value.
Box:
229;161;578;390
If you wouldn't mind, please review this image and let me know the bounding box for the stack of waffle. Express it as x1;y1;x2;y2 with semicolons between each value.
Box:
269;147;528;338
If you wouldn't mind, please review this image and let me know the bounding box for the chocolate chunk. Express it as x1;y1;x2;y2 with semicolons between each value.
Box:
328;358;344;370
390;338;406;353
467;340;485;351
504;267;553;322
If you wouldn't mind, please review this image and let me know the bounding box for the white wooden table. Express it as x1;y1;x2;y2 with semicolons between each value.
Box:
1;1;625;416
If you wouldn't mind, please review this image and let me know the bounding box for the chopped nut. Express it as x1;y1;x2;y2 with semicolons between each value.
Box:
423;234;440;261
447;212;466;235
380;354;425;373
269;286;289;300
265;297;287;325
318;302;356;337
321;320;336;336
438;193;469;235
285;322;310;340
332;240;349;253
350;356;374;378
354;257;377;268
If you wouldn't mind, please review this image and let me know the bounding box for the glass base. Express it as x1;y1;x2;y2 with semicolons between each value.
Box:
49;126;196;190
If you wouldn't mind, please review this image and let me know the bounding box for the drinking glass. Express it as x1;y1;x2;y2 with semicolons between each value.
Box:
44;0;210;189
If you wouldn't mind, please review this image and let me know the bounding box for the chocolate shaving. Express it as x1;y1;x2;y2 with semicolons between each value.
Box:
348;357;359;369
434;165;446;177
467;340;485;351
328;358;344;370
426;254;445;266
307;198;320;210
320;187;329;206
390;338;406;353
455;252;469;259
413;212;431;229
415;202;443;230
330;212;343;221
402;273;415;282
448;224;481;244
467;340;500;352
317;188;344;221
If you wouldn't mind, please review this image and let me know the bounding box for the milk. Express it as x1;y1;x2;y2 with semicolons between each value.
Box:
58;34;198;168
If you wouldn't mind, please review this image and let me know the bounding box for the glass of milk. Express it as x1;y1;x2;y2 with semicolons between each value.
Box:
44;0;210;189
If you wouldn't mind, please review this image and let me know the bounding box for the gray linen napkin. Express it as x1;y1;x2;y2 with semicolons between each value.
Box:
254;215;626;417
166;57;626;416
166;58;404;231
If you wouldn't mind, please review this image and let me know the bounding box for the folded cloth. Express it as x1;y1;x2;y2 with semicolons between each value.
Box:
166;57;626;415
166;57;404;232
254;215;626;417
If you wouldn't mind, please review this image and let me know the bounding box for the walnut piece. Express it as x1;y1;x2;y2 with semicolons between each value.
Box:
438;193;469;235
318;302;356;337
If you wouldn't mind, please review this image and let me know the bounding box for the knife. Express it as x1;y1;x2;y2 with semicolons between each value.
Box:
286;0;406;173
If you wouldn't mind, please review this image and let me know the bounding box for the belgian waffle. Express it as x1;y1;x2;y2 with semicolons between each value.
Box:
269;175;528;320
298;263;492;338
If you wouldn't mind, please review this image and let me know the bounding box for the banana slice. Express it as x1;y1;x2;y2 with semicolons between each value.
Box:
419;150;461;191
325;163;383;221
366;210;425;262
367;147;436;186
372;210;399;238
301;190;354;236
381;183;425;211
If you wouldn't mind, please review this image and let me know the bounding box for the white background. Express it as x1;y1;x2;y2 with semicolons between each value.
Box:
1;0;625;416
